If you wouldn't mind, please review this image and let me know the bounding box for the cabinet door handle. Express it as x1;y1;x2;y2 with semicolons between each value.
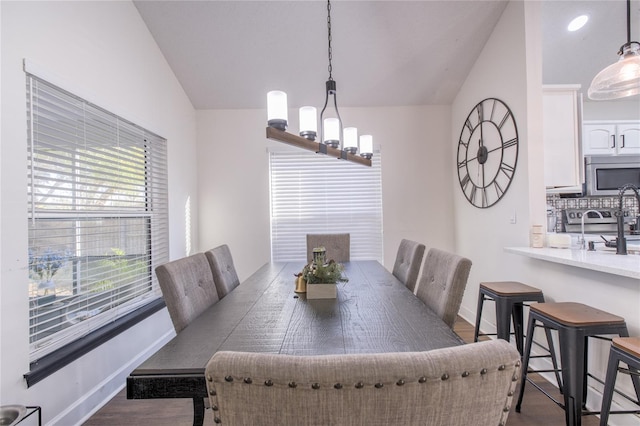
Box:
611;135;616;148
620;135;625;148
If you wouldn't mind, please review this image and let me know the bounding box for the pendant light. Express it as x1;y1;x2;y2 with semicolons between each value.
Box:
588;0;640;100
265;0;372;167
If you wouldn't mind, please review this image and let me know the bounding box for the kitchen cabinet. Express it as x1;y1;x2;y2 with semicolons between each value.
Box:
583;121;640;155
543;85;582;188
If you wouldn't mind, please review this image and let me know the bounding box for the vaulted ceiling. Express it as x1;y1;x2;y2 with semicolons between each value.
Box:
133;0;640;110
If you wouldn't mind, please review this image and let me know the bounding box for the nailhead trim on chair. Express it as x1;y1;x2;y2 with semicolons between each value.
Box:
208;363;521;425
213;365;515;390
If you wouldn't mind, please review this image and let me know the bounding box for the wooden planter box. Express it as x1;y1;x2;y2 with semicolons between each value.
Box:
306;282;337;299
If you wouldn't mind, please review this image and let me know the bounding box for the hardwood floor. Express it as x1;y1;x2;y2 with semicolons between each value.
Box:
83;316;599;425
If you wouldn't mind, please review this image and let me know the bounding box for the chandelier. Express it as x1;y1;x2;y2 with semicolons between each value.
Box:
265;0;373;166
588;0;640;100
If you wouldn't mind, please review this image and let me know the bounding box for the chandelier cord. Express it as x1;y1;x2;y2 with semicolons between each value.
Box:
327;0;333;81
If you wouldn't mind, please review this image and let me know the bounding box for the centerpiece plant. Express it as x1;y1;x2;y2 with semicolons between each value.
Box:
301;259;348;284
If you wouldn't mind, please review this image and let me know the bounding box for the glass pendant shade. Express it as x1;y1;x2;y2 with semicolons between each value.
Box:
299;106;317;140
359;135;373;159
267;91;288;130
343;127;358;154
323;118;340;147
588;43;640;100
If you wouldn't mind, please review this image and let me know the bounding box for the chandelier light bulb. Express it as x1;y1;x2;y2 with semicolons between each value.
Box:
299;106;317;141
359;135;373;159
343;127;358;154
323;118;340;148
267;91;288;130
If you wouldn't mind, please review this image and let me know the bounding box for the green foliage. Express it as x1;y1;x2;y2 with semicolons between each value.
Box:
89;248;147;293
302;260;348;284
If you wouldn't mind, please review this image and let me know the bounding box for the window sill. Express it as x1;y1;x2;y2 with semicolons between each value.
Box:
24;298;165;387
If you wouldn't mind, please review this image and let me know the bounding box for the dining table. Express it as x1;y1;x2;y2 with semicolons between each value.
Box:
126;260;464;426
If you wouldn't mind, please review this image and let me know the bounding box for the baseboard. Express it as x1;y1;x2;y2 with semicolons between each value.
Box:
50;328;175;426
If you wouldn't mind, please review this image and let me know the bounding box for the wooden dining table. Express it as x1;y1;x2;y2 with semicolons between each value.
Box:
127;260;464;425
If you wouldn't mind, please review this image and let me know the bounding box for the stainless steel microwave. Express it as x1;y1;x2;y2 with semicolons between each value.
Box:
585;155;640;196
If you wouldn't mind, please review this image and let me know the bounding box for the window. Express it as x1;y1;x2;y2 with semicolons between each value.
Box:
269;150;383;262
26;74;169;361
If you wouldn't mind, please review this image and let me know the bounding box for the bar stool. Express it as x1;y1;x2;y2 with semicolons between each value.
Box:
516;302;631;426
474;281;546;353
599;337;640;426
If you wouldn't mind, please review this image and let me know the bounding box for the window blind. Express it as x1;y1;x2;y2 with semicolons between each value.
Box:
269;150;383;263
26;74;169;360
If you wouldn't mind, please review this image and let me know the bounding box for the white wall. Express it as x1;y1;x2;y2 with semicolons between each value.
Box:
196;105;455;280
454;3;640;423
0;2;197;424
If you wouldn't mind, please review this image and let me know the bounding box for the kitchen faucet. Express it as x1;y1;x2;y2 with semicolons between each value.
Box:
579;210;603;250
616;183;640;255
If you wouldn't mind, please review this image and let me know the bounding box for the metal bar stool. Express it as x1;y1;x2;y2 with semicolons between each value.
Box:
474;282;562;389
516;302;631;426
474;281;546;352
599;337;640;426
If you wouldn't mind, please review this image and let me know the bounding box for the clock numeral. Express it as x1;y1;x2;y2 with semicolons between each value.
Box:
498;111;511;129
499;162;515;179
493;180;505;198
503;138;517;149
457;158;468;169
477;104;484;123
469;185;477;205
460;173;471;191
459;138;469;148
465;119;474;132
481;187;488;208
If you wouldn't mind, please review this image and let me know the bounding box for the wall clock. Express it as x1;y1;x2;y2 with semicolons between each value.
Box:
457;98;519;208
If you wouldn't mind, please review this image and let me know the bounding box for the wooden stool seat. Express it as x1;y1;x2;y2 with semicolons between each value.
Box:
599;337;640;425
480;281;543;296
474;281;548;353
612;336;640;359
516;302;633;426
531;302;626;327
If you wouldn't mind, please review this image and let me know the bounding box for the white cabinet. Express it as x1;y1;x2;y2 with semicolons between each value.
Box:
583;121;640;155
543;85;582;188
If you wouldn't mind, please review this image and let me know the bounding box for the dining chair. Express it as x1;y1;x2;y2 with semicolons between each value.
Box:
205;339;520;426
306;233;350;263
414;248;472;329
392;239;426;293
155;253;220;333
205;244;240;299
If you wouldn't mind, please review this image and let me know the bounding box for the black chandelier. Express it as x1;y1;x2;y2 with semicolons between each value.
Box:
266;0;372;166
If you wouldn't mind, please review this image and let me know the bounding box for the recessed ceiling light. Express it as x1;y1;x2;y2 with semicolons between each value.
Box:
568;15;589;32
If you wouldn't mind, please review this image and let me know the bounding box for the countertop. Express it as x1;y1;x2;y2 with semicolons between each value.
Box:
505;246;640;280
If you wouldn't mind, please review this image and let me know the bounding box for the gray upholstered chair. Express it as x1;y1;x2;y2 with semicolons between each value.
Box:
306;233;350;263
205;339;520;426
205;244;240;299
155;253;220;332
392;239;426;293
415;248;472;329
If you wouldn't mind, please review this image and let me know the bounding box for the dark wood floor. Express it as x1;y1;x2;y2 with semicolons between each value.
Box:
83;316;599;425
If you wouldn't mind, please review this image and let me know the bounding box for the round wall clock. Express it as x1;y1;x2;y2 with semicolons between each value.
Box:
457;98;519;208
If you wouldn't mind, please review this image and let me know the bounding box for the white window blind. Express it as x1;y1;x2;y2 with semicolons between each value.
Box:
269;150;383;263
26;74;169;360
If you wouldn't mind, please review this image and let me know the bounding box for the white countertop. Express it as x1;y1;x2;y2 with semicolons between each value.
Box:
504;246;640;280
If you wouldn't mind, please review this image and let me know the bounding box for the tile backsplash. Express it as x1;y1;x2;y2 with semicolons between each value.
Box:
546;194;639;233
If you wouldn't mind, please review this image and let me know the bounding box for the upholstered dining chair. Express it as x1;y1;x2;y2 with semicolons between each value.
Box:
415;248;472;329
205;339;520;426
392;239;426;293
306;233;350;263
205;244;240;299
155;253;220;333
